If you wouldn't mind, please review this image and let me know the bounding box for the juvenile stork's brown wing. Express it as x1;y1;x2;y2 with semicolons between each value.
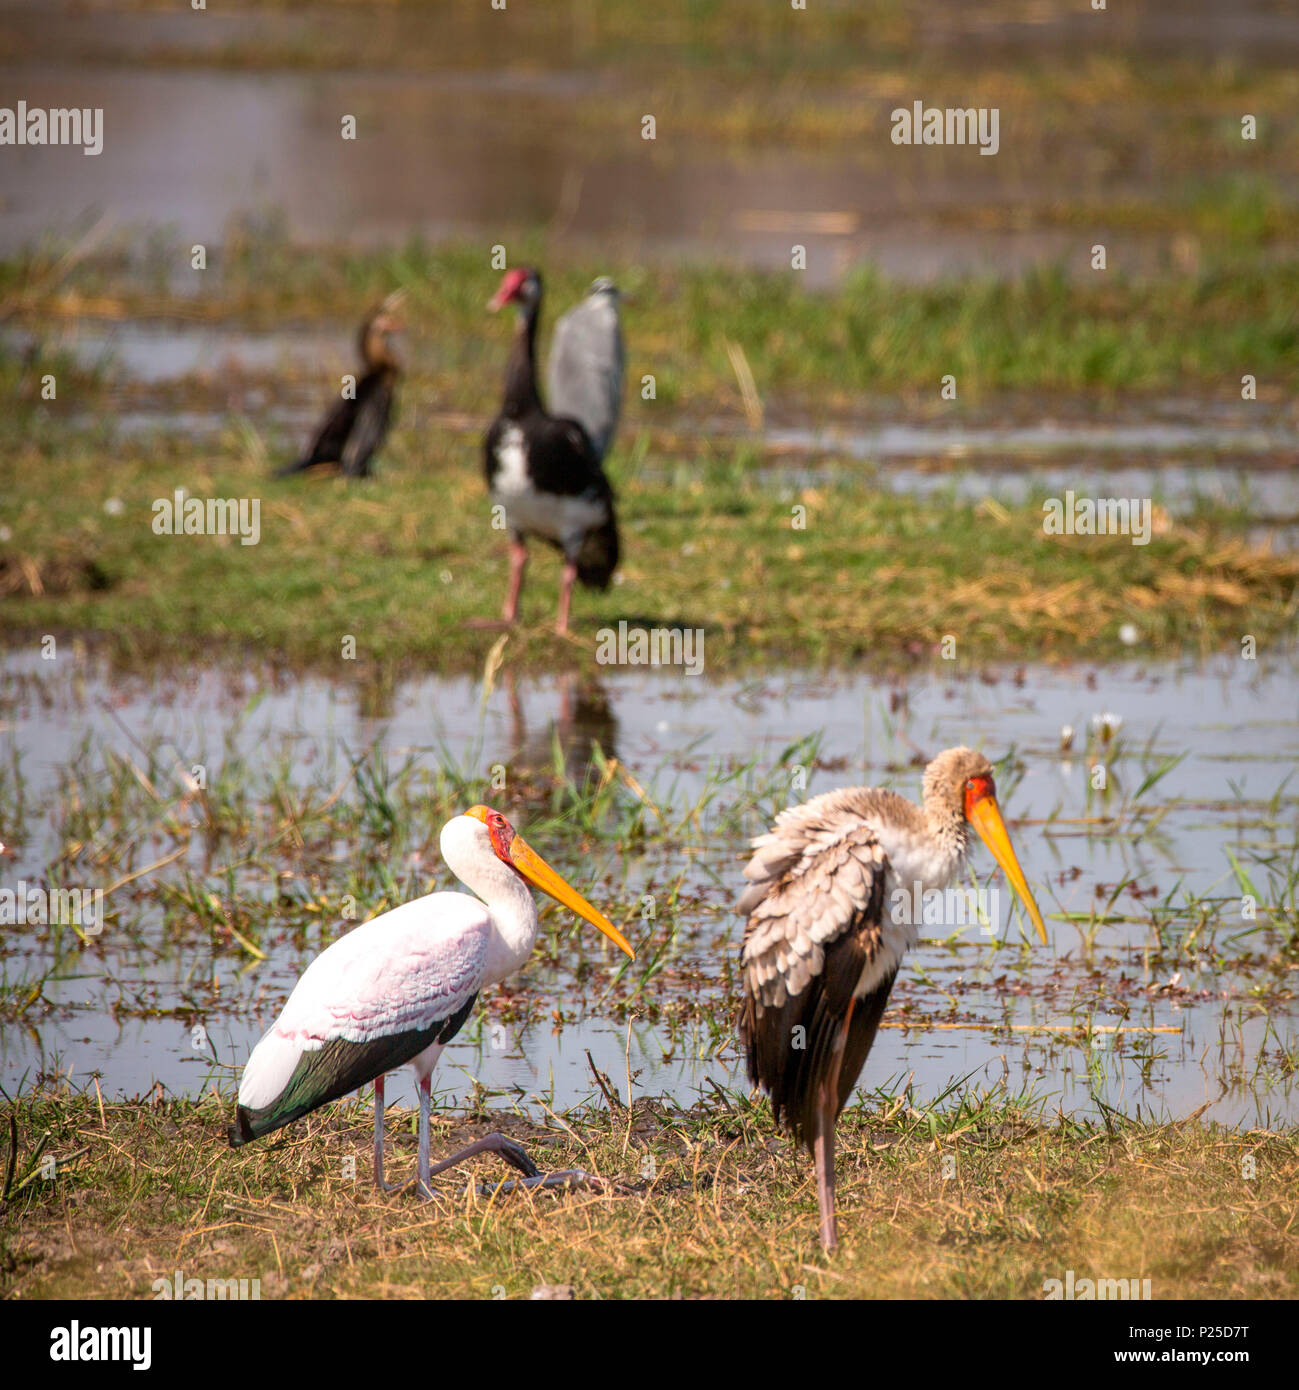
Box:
738;787;915;1149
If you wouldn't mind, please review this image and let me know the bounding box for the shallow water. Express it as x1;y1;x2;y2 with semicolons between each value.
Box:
2;647;1295;1129
5;321;343;385
8;0;1289;289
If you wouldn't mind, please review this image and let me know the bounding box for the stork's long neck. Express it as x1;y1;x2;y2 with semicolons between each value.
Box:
502;301;542;417
440;817;540;985
479;869;539;986
921;792;970;883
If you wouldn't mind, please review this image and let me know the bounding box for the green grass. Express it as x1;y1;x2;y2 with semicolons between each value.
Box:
3;421;1297;671
3;1086;1294;1299
10;240;1299;418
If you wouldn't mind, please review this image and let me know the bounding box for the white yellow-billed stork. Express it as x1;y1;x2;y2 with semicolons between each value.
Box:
738;747;1048;1252
229;805;634;1194
483;267;620;635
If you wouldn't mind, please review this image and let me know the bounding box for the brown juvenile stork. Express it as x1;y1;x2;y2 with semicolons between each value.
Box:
738;746;1048;1252
278;291;405;478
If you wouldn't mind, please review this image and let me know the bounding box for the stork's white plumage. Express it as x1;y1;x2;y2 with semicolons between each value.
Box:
229;806;634;1195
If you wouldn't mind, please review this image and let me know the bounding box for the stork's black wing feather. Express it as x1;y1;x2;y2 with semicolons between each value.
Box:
484;407;620;589
227;990;477;1147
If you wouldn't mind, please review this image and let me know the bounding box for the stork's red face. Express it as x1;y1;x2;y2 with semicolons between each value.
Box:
961;774;1048;944
463;805;634;958
488;267;537;312
962;774;996;821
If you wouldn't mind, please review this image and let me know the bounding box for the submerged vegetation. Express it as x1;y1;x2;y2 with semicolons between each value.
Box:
1;682;1294;1087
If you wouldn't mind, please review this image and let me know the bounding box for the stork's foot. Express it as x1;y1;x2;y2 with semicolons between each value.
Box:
465;1132;541;1180
409;1132;617;1201
407;1131;543;1201
475;1168;613;1197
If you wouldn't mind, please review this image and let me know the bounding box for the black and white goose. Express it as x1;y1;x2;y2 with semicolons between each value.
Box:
483;267;620;635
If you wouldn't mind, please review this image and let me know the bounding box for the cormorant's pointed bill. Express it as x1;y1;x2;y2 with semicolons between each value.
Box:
378;288;408;330
963;777;1048;945
464;805;635;959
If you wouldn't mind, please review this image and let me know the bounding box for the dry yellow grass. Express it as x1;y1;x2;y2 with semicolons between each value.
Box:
4;1089;1294;1300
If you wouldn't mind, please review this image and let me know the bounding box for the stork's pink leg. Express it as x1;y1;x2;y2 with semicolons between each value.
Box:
555;559;578;635
503;539;528;622
813;998;855;1253
813;1097;838;1253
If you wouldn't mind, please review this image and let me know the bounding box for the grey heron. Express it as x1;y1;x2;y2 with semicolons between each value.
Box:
545;275;625;465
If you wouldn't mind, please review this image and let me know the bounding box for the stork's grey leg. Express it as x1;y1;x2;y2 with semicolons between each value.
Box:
415;1131;540;1196
416;1075;432;1197
373;1076;384;1186
420;1132;612;1199
373;1075;405;1193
